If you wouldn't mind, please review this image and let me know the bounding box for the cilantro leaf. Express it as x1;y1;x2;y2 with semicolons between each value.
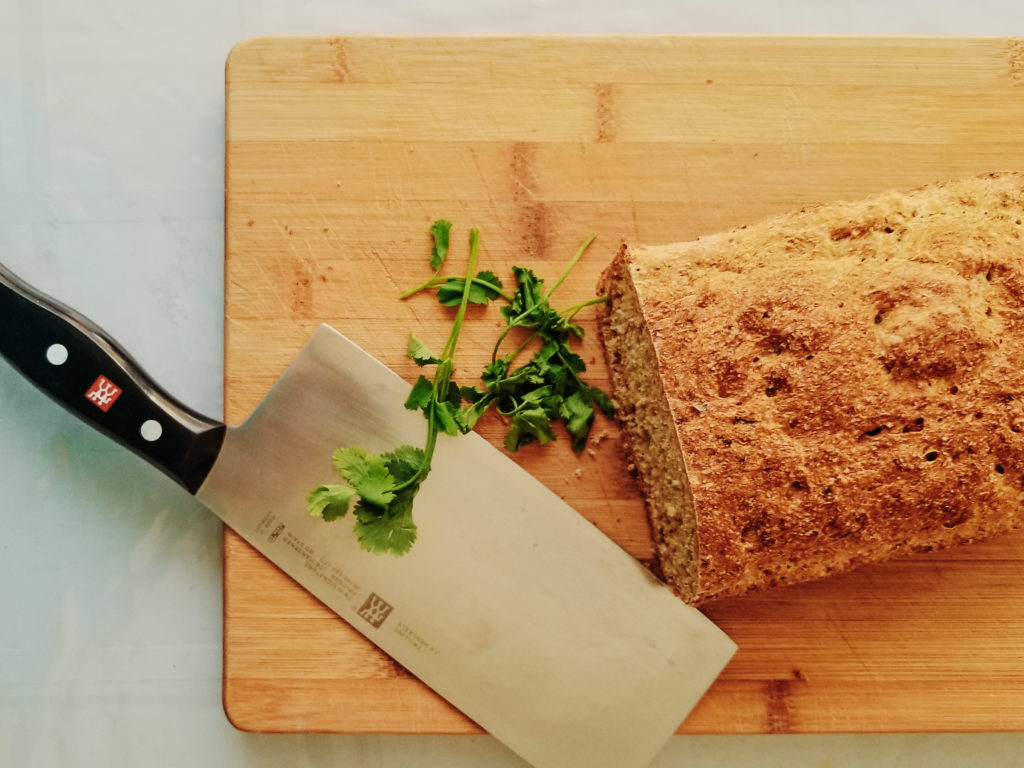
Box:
481;357;511;390
407;333;442;366
491;361;545;398
504;406;557;452
353;492;418;556
559;390;596;452
437;271;506;306
544;362;567;394
404;375;434;411
502;267;551;327
435;280;466;307
456;393;495;432
429;399;460;436
441;377;462;407
429;219;452;271
383;445;426;480
332;446;397;507
474;270;504;296
307;484;357;522
559;349;586;373
588;385;615;418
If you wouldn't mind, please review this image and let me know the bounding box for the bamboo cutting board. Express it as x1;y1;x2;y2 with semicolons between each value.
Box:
223;36;1024;735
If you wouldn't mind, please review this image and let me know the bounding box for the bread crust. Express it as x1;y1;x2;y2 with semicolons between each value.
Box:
597;172;1024;604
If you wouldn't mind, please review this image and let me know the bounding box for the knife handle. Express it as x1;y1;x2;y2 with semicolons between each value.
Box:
0;262;225;494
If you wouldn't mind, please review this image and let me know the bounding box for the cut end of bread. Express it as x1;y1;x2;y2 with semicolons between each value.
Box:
598;246;700;603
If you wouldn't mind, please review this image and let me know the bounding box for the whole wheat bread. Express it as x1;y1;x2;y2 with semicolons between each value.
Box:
597;172;1024;604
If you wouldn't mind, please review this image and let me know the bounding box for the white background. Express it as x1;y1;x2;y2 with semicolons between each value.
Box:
3;2;1024;766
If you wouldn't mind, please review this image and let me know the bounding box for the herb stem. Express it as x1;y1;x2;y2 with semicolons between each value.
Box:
393;411;440;492
490;325;515;364
545;233;596;300
401;274;512;303
394;227;480;493
442;227;480;359
510;328;542;359
441;275;512;302
399;271;440;300
489;234;597;363
560;296;608;321
490;300;546;364
490;297;606;365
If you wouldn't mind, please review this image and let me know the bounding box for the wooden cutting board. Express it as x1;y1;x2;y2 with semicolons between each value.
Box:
223;35;1024;735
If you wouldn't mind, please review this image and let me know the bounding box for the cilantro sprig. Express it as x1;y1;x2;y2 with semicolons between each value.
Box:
308;220;612;556
455;235;614;452
307;222;480;555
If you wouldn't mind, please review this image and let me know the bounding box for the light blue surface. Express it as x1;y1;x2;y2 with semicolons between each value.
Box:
3;2;1024;766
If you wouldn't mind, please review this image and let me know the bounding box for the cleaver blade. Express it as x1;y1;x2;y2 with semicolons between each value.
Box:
0;262;736;768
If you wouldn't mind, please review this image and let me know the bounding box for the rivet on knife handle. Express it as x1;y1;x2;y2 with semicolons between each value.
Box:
0;262;225;493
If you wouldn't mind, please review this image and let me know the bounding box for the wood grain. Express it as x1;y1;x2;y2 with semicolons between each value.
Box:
223;35;1024;734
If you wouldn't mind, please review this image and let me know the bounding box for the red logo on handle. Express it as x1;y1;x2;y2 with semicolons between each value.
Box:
85;375;123;412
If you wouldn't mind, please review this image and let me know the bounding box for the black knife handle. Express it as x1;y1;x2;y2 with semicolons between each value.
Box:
0;262;225;494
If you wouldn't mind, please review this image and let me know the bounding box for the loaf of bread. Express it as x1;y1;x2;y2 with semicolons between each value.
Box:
597;172;1024;604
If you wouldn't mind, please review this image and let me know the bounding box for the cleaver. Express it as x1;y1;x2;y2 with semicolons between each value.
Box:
0;261;735;768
